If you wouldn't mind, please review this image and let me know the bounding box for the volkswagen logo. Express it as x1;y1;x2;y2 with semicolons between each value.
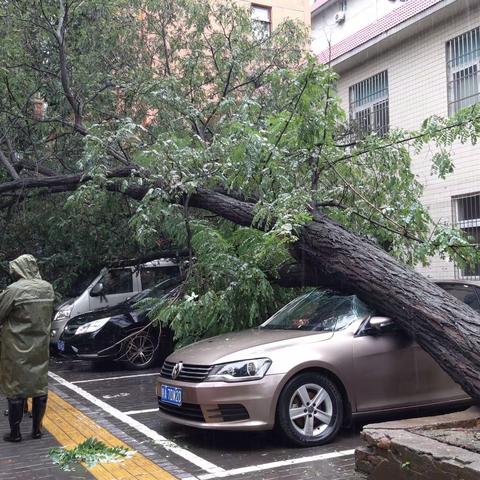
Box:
172;362;183;380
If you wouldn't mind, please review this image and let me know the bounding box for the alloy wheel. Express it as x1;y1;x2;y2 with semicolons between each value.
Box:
124;332;156;368
288;383;333;437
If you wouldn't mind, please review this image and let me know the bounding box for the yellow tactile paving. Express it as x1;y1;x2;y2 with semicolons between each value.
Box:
40;391;177;480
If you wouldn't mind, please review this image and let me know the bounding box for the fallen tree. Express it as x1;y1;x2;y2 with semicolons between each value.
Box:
1;1;479;401
3;172;480;399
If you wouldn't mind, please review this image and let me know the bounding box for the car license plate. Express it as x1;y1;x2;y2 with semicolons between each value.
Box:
57;340;65;352
161;385;182;407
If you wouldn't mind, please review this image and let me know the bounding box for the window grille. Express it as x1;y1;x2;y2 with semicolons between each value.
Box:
446;27;480;115
452;193;480;279
251;5;271;41
349;70;389;136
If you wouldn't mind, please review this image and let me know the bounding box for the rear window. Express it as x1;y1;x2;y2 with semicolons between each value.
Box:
438;283;480;313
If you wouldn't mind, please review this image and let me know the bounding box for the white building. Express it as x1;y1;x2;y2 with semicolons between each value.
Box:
311;0;408;55
313;0;480;280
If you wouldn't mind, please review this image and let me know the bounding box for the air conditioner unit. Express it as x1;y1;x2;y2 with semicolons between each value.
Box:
334;11;346;24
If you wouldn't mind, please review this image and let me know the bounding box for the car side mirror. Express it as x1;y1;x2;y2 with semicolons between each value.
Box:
366;316;395;335
90;282;104;297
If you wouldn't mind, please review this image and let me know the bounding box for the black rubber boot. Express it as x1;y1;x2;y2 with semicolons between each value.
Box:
31;395;48;439
3;398;24;442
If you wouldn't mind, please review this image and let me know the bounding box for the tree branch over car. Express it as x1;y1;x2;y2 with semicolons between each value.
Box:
1;1;480;399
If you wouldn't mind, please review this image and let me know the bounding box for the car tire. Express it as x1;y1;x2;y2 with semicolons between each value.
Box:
276;372;344;447
122;331;161;370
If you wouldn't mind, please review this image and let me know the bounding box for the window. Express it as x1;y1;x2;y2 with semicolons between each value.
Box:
140;266;180;290
437;283;480;313
102;269;134;295
446;27;480;115
452;193;480;278
251;4;271;41
349;71;389;136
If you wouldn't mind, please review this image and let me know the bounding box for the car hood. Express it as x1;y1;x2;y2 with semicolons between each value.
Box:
68;303;133;325
168;328;334;365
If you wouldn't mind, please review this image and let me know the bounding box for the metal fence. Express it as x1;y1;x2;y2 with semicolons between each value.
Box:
452;192;480;279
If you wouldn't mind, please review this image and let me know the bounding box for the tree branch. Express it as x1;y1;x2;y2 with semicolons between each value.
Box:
0;149;19;180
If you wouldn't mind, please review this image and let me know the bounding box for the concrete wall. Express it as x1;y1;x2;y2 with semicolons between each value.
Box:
333;5;480;279
312;0;405;54
236;0;311;28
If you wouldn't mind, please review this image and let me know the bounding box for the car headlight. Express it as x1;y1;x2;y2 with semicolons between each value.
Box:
74;317;111;335
54;305;73;321
206;358;272;382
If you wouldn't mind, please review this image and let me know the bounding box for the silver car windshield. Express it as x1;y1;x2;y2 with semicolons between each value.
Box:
260;290;372;332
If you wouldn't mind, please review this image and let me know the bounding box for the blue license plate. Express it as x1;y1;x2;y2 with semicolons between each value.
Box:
161;385;182;407
57;340;65;352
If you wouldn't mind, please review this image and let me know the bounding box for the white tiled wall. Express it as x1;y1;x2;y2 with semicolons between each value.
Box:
334;5;480;279
311;0;406;55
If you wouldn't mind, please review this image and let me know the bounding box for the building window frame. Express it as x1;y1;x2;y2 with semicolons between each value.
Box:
452;192;480;279
348;70;389;137
446;27;480;116
251;4;272;41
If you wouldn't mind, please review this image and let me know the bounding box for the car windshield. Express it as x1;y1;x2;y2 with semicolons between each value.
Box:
260;290;372;332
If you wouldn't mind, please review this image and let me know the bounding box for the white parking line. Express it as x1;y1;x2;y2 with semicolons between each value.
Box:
196;449;355;479
71;372;160;384
48;371;225;476
124;408;159;415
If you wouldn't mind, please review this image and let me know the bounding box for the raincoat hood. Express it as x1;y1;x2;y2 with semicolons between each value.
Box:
9;254;42;281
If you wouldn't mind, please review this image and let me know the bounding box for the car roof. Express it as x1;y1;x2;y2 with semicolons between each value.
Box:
435;279;480;287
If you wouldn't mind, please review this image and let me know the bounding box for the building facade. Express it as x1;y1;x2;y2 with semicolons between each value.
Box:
314;0;480;280
311;0;407;54
236;1;311;32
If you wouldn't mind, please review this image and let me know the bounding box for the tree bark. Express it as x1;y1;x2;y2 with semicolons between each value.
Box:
1;175;479;399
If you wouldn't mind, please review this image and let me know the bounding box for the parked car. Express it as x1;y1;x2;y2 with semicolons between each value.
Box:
51;259;180;348
156;286;474;447
57;277;181;370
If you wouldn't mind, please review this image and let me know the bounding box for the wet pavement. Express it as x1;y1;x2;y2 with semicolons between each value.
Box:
2;356;469;479
46;357;363;479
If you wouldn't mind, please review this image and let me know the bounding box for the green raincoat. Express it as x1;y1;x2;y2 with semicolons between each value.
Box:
0;255;54;398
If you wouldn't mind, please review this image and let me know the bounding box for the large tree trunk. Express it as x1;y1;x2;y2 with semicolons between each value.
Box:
190;189;480;401
1;178;479;399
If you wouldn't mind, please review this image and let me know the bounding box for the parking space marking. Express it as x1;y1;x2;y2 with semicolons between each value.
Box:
196;449;355;479
72;372;160;384
124;408;159;415
49;371;225;476
44;390;177;480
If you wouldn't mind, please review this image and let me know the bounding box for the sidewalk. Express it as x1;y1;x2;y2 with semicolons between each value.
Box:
0;391;178;480
0;397;92;480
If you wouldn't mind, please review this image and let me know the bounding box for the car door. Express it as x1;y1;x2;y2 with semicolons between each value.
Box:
353;318;424;412
89;268;136;311
139;265;181;290
414;282;480;403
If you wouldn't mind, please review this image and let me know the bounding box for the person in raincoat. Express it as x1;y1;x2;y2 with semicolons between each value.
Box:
0;255;54;442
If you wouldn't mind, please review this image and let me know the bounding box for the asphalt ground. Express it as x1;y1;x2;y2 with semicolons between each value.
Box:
2;357;471;479
46;357;363;480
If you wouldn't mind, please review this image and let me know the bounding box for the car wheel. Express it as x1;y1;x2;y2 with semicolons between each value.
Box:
123;331;160;370
276;372;343;446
